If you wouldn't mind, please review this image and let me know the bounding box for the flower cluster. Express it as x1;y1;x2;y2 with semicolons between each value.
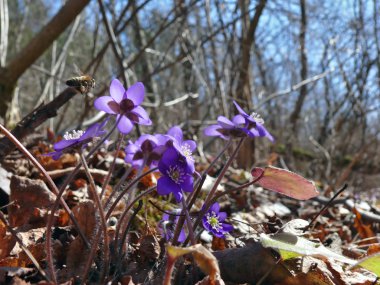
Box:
47;78;275;241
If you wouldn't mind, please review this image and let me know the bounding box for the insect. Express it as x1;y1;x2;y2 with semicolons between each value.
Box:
66;75;96;94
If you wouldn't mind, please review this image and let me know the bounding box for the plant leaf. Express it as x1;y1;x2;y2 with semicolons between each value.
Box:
350;253;380;276
251;166;319;200
260;233;356;265
167;244;220;284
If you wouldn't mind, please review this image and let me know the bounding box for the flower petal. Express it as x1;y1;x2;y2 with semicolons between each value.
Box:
126;82;145;106
202;219;213;232
178;229;187;243
157;176;177;195
53;139;78;151
173;190;183;202
221;223;234;232
79;123;100;141
131;106;152;125
218;212;227;222
180;174;193;193
167;126;183;143
232;114;245;126
117;115;134;134
209;202;220;214
94;96;118;114
256;123;274;142
110;79;125;103
203;125;223;137
161;148;180;166
183;140;196;152
217;116;234;129
233;101;249;117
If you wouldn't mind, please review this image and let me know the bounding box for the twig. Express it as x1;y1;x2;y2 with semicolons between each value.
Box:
303;184;348;233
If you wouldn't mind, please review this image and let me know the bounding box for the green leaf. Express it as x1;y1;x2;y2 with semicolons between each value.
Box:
350;253;380;276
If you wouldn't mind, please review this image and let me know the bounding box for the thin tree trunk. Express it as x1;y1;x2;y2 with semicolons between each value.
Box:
0;0;90;119
289;0;308;134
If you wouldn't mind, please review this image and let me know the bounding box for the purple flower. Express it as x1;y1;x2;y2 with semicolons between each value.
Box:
158;211;186;242
47;122;106;160
157;147;193;202
233;101;274;142
125;134;167;168
202;203;233;238
204;102;274;142
165;126;196;172
204;115;248;140
94;79;152;134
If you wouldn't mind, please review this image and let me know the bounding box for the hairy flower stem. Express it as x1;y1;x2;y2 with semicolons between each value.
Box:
103;166;133;208
100;133;125;199
116;200;143;269
79;153;110;284
80;170;156;283
186;139;232;209
187;138;245;244
181;196;196;245
171;140;232;245
44;117;120;283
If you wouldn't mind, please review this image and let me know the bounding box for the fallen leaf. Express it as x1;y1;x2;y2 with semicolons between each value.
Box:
251;166;319;200
8;175;55;227
166;244;220;285
351;253;380;277
66;200;96;278
352;208;380;255
260;233;356;265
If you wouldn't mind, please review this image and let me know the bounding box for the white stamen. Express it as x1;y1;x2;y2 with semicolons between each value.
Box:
206;211;222;232
250;112;265;124
167;165;185;184
63;130;84;140
181;143;193;159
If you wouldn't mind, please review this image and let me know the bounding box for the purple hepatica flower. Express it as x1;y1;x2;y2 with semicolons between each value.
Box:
233;101;274;142
47;122;106;160
158;211;186;243
94;79;152;134
125;134;167;168
202;202;233;238
204;114;249;140
166;126;196;172
157;147;193;202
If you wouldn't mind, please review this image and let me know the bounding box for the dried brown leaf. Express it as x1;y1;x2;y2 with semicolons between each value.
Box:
167;244;220;285
8;175;55;227
0;219;16;260
65;200;96;277
139;234;161;262
353;207;380;255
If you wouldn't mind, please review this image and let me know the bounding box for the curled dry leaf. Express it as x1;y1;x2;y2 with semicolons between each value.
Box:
166;244;220;285
251;166;319;200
